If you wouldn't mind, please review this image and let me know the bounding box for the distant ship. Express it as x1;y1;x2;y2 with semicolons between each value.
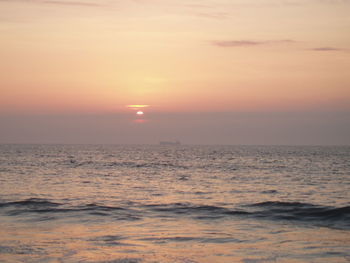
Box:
159;141;181;146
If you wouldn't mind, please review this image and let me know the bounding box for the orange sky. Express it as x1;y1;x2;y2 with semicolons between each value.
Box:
1;0;350;114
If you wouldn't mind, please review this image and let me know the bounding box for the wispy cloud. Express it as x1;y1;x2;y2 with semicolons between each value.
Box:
317;0;350;4
212;39;295;47
213;40;262;47
43;0;102;7
0;0;103;7
309;47;343;51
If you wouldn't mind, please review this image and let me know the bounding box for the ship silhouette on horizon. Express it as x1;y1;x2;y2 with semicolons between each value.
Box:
159;140;181;145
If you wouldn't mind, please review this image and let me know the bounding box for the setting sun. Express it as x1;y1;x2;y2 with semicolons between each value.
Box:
0;1;349;262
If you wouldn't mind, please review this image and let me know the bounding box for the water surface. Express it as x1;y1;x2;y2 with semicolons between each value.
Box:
0;145;349;262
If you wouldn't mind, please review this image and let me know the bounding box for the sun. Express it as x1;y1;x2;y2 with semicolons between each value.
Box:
126;105;147;118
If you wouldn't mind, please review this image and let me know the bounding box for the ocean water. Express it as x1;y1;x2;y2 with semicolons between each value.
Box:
0;144;349;263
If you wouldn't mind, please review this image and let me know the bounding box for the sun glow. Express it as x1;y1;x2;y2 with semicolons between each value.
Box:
127;105;149;109
136;111;144;116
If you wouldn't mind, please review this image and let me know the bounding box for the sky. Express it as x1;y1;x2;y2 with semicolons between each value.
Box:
0;0;349;144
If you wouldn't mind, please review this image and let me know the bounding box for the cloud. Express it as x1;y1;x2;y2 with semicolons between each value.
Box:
0;0;103;7
317;0;350;4
212;39;295;47
42;0;102;7
212;40;263;47
309;47;343;51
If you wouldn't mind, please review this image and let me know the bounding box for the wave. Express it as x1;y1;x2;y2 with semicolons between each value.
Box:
1;199;349;229
143;201;350;228
247;201;350;227
144;203;250;218
137;236;244;244
104;161;189;170
0;198;61;208
249;201;350;219
0;199;140;221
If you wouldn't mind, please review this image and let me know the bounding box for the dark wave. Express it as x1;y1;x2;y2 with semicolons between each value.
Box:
103;161;188;170
143;201;350;229
250;201;350;218
247;201;350;228
1;199;349;229
251;201;312;207
0;199;140;221
137;236;244;244
0;198;61;208
143;203;251;219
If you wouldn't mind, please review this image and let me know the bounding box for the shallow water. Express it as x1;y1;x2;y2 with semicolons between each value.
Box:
0;144;349;262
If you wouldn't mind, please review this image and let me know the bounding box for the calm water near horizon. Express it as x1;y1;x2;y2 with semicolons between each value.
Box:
0;144;349;263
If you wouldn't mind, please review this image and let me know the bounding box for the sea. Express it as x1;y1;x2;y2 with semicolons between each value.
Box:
0;144;349;263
